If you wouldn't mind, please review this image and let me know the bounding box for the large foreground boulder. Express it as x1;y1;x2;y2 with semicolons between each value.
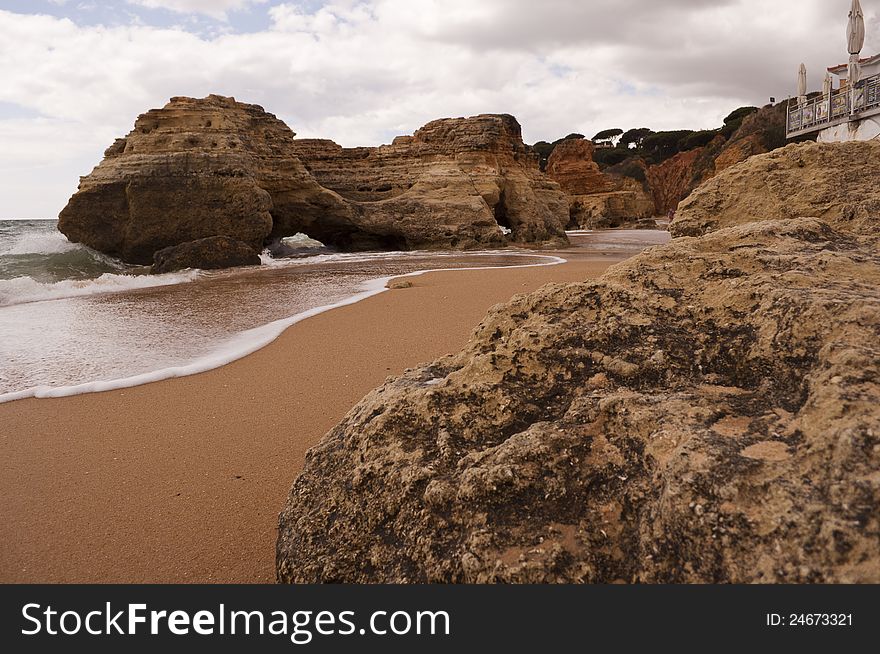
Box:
277;142;880;583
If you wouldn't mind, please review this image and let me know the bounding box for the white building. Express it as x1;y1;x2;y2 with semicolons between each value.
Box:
786;2;880;142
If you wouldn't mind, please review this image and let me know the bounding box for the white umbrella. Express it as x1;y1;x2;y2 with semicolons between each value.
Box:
848;0;865;86
823;72;833;96
798;63;807;105
847;0;865;55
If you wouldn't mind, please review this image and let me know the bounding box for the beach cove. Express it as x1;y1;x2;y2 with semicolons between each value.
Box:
0;231;666;583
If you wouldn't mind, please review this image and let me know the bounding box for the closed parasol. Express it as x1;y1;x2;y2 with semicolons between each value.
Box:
848;0;865;85
798;63;807;105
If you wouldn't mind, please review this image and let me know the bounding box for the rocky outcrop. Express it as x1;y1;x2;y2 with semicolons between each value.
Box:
277;141;880;583
58;95;349;265
544;139;613;195
671;140;880;238
645;147;705;216
714;102;788;174
291;114;569;249
59;97;569;267
545;139;655;229
567;173;657;229
713;132;767;174
560;104;790;221
644;104;789;215
151;236;260;274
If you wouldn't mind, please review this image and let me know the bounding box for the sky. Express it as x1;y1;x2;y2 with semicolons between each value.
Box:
1;0;877;218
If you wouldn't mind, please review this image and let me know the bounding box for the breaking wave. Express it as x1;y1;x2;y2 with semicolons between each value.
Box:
0;270;202;308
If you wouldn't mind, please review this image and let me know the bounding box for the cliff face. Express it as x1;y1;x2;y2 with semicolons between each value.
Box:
713;133;767;174
646;103;788;215
277;141;880;583
291;114;569;249
671;140;880;238
646;147;705;216
546;103;790;221
544;139;613;195
59;98;569;266
545;139;655;228
58;95;313;264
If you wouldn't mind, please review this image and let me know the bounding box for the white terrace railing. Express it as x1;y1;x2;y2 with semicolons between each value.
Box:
786;71;880;138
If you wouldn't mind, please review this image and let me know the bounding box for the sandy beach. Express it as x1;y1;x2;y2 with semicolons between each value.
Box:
0;246;632;583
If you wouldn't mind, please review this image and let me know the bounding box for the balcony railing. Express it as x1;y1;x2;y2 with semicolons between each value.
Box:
786;72;880;138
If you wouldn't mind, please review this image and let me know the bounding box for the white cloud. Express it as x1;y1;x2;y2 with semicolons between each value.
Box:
125;0;267;21
0;1;876;218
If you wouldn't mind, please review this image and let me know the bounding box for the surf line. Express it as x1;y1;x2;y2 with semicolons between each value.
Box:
0;253;567;404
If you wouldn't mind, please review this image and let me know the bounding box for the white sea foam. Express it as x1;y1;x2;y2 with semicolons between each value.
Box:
0;230;77;256
0;270;201;308
0;253;566;404
282;232;325;248
261;247;555;268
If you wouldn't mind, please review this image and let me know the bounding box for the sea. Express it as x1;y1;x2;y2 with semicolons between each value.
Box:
0;220;669;403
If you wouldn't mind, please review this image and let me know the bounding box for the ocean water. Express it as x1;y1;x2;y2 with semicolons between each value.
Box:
0;222;542;401
0;220;669;402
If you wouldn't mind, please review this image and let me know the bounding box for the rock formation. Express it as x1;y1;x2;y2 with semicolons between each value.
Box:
645;103;789;216
544;139;613;196
151;236;261;274
545;139;655;229
645;147;706;217
713;101;788;174
277;141;880;583
671;140;880;237
543;102;790;222
58;95;341;264
58;97;568;267
290;114;569;249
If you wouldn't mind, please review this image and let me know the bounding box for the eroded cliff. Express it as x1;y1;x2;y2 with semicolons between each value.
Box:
671;140;880;238
59;97;569;267
291;114;569;249
545;139;655;229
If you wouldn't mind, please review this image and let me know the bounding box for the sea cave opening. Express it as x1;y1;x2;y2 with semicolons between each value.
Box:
566;206;581;230
266;232;329;258
267;223;409;258
493;190;513;235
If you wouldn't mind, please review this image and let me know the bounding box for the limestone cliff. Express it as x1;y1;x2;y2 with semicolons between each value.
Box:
277;141;880;583
544;139;655;229
58;95;352;264
713;102;788;174
646;147;706;216
646;103;788;215
671;140;880;238
548;103;790;221
59;98;569;267
291;114;569;249
544;139;614;196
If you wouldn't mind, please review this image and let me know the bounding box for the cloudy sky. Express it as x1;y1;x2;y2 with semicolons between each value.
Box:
1;0;877;218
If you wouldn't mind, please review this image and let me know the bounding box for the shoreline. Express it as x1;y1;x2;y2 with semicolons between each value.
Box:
0;248;632;583
0;251;565;404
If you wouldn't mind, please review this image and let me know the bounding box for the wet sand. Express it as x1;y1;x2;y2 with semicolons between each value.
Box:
0;244;641;583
